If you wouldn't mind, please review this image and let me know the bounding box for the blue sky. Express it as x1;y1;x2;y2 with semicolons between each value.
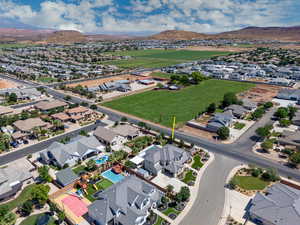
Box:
0;0;299;34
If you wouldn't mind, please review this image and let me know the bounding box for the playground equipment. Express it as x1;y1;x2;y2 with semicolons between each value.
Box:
75;172;92;195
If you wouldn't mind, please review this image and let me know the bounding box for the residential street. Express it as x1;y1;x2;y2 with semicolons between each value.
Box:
180;154;239;225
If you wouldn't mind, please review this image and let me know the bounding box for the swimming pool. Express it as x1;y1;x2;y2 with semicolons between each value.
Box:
101;169;124;184
95;155;109;165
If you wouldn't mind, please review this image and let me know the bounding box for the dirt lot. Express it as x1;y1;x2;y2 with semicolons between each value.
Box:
183;46;253;52
0;79;18;89
179;125;216;141
67;75;138;88
238;84;281;103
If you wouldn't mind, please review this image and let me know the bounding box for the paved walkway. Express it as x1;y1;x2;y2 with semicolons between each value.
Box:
152;209;174;224
180;154;239;225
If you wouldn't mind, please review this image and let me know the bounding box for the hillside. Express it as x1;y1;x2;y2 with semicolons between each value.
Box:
45;30;86;43
0;28;54;42
149;30;210;40
217;26;300;41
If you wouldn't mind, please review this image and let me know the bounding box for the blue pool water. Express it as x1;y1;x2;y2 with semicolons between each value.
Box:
95;155;109;165
101;169;124;183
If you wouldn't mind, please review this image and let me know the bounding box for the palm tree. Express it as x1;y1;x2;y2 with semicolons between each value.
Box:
53;120;63;130
32;127;41;139
1;134;11;150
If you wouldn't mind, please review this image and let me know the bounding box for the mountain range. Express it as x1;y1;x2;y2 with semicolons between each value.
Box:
0;25;299;43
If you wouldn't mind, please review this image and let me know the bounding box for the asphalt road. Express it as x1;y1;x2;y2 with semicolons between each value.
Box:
180;154;239;225
1;75;300;181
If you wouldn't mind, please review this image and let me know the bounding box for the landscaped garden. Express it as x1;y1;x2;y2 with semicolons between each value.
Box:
84;178;113;202
103;79;254;127
233;122;246;130
102;49;231;69
125;136;154;154
191;154;204;170
180;169;197;186
229;166;279;195
72;165;88;174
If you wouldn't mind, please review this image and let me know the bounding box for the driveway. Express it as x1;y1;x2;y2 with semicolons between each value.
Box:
180;154;239;225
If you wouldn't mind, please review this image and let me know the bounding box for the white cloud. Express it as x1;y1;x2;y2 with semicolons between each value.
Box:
0;0;299;34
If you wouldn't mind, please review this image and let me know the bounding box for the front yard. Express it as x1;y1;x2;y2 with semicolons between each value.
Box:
125;136;154;154
191;154;203;170
180;169;197;186
232;176;269;190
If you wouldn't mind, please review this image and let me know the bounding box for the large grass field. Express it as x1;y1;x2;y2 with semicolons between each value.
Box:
102;49;230;68
103;79;254;127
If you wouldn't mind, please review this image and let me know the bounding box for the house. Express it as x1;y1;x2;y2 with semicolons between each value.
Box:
278;130;300;148
111;124;139;140
277;89;300;101
141;144;191;177
226;104;249;118
87;175;163;225
248;183;300;225
0;158;34;201
55;168;78;187
51;112;71;122
13;117;51;133
206;110;234;132
242;99;257;111
93;126;121;146
66;106;93;122
39;136;104;168
35;100;68;113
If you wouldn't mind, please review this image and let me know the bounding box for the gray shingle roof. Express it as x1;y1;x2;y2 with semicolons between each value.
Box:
249;183;300;225
55;168;78;187
88;175;162;225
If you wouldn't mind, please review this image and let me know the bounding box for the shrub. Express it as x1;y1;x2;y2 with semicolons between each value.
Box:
217;127;230;140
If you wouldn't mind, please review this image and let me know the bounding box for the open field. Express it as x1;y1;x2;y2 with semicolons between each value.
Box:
37;76;58;83
102;49;231;68
183;46;253;52
103;79;254;127
0;43;36;48
0;78;18;89
66;74;137;88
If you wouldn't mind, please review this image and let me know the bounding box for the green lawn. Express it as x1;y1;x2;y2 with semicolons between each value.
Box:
102;49;230;68
233;176;269;190
150;72;173;79
103;79;254;127
72;165;87;174
163;207;180;217
85;179;113;202
182;170;196;184
20;213;55;225
234;122;246;130
191;155;203;170
154;215;167;225
37;77;58;83
0;184;37;210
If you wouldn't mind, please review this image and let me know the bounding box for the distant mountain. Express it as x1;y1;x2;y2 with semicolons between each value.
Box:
148;30;210;40
0;28;55;42
216;26;300;41
45;30;86;43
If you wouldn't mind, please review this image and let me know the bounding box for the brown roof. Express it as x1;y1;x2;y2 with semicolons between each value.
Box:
70;114;84;120
35;100;68;111
12;131;29;140
67;106;89;114
51;112;70;121
13;118;48;132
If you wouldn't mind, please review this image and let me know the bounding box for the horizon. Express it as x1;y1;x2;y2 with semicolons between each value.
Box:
0;0;299;35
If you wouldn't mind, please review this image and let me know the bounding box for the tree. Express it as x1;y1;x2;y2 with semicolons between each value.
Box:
279;119;291;127
261;168;279;182
121;117;128;122
90;104;97;110
19;200;33;216
263;101;273;109
53;120;63;130
79;130;89;137
30;184;50;206
251;107;265;120
274;107;289;119
222;92;238;108
124;160;137;169
261;139;273;152
8;93;17;103
86;159;97;171
20;111;30;120
0;205;9;217
166;184;174;194
57;210;66;223
288;106;298;120
64;95;72;101
217;127;230;140
191;72;206;84
38;166;52;183
255;125;272;139
175;186;190;202
289;151;300;167
207;103;216;114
